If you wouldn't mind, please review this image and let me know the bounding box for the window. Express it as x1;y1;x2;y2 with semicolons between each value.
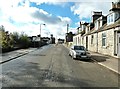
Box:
95;22;97;30
102;33;106;47
107;15;112;24
109;16;111;23
107;13;115;24
115;12;120;21
74;46;85;50
111;14;113;22
108;16;110;23
91;35;94;44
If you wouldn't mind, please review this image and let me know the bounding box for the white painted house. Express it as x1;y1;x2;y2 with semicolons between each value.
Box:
73;2;120;58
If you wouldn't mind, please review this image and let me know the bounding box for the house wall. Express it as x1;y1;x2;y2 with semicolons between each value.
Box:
73;28;118;57
97;29;114;56
87;33;98;52
80;36;84;46
114;27;120;58
73;36;77;45
85;29;114;56
82;36;86;47
73;34;81;45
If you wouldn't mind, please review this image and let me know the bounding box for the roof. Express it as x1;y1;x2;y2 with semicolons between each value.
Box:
96;19;120;33
84;19;120;36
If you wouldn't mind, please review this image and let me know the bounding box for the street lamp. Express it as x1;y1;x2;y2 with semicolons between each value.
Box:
39;23;46;48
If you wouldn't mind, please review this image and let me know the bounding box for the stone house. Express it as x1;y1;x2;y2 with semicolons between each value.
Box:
66;32;75;47
73;2;120;58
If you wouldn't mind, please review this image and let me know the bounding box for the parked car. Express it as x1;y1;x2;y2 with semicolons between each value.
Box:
69;45;91;60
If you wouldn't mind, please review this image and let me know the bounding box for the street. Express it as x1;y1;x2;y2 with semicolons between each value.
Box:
1;44;119;87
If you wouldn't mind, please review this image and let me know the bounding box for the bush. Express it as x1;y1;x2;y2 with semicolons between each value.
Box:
0;25;32;52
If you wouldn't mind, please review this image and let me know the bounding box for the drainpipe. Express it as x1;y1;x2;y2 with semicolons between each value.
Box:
115;31;117;56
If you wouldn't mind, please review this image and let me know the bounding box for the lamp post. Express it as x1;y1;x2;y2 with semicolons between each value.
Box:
39;23;45;48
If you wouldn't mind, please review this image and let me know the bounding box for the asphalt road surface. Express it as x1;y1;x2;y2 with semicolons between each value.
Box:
1;44;119;88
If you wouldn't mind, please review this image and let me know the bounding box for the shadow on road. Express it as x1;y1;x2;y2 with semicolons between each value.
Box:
28;54;46;56
73;58;94;63
91;55;109;62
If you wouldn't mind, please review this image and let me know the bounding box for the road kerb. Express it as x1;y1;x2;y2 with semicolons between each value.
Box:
98;62;120;75
0;48;38;64
0;53;28;64
64;44;120;75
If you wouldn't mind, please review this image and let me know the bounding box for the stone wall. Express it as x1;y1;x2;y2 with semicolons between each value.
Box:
73;34;81;45
86;29;114;56
87;33;98;52
73;29;116;57
98;29;114;56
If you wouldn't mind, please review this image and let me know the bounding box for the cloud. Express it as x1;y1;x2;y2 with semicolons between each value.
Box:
1;0;117;39
29;0;118;4
71;1;113;21
29;0;68;6
31;10;61;25
0;0;72;39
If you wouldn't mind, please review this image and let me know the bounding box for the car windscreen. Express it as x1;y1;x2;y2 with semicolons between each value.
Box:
74;46;85;50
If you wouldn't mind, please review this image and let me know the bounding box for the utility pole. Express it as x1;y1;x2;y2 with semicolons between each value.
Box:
66;24;69;47
67;24;69;33
39;24;45;48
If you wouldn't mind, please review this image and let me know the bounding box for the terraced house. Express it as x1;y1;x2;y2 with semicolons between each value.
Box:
73;2;120;58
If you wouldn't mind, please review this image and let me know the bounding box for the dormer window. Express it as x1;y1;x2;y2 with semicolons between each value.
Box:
107;2;120;25
95;19;101;30
111;14;113;22
108;15;110;23
107;13;115;25
115;12;120;21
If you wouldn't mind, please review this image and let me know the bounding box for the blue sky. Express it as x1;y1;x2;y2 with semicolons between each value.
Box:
0;0;116;39
30;2;79;27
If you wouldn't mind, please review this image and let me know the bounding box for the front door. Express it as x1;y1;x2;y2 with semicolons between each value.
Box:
117;33;120;57
86;36;88;51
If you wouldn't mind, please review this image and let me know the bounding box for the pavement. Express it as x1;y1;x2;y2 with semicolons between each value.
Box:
90;51;120;75
0;48;37;64
64;44;120;75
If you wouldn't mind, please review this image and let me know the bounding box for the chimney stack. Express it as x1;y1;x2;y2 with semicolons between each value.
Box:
92;11;102;23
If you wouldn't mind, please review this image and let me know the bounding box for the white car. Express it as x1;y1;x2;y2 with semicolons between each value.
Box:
69;45;91;60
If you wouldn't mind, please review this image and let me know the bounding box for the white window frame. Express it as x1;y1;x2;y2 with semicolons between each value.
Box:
111;14;113;22
102;33;106;47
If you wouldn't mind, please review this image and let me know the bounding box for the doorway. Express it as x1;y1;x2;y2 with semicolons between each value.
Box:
117;33;120;57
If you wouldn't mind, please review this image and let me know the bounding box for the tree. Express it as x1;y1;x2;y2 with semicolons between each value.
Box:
0;25;31;52
19;33;31;48
0;25;13;49
11;32;19;47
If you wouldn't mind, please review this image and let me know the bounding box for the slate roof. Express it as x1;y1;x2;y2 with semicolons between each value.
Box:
83;19;120;36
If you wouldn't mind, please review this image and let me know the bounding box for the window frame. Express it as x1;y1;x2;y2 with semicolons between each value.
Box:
111;14;113;22
102;33;106;47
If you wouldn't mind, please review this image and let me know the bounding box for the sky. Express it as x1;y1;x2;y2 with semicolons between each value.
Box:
0;0;118;39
